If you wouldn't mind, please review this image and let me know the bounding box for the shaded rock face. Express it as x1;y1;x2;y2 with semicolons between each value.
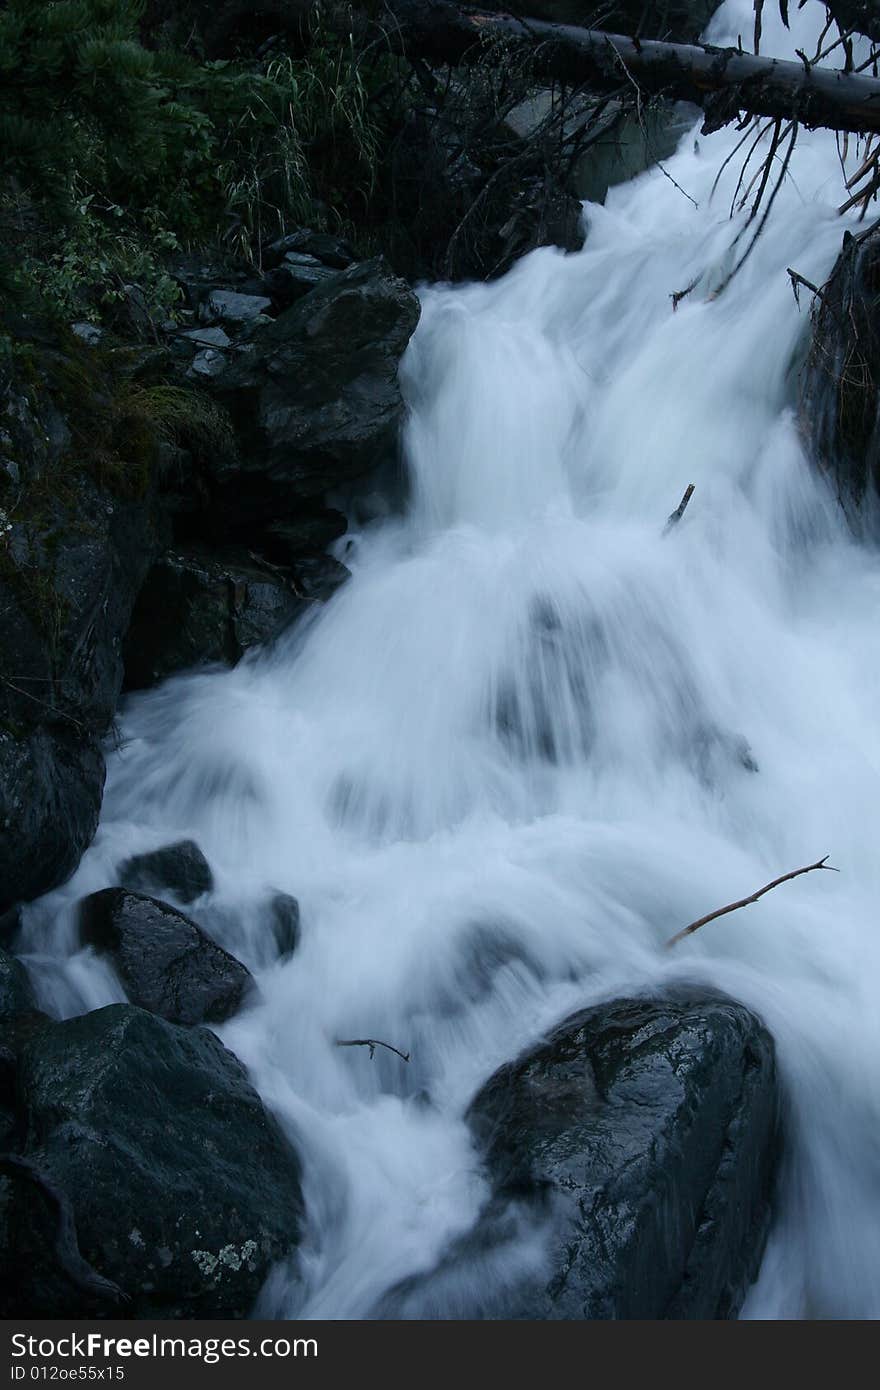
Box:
0;729;105;909
383;993;779;1319
1;1004;303;1318
123;547;310;688
79;888;253;1026
212;258;421;505
801;225;880;520
118;839;214;904
0;947;46;1149
0;354;162;908
0;944;36;1021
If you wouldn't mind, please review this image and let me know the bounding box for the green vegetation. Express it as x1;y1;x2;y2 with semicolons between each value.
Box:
0;0;389;328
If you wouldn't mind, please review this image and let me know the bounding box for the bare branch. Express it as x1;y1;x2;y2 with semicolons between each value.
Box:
336;1037;411;1062
665;855;839;948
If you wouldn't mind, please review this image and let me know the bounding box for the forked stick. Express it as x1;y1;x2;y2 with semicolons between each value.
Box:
666;855;838;948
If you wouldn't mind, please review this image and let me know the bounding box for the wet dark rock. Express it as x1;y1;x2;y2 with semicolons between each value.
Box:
79;887;253;1025
255;508;348;563
118;839;214;904
802;224;880;520
0;944;37;1021
0;728;105;912
385;993;779;1319
0;948;45;1144
268;893;301;960
211;258;420;503
123;546;305;689
0;356;161;906
2;1004;303;1317
0;905;21;948
290;554;350;601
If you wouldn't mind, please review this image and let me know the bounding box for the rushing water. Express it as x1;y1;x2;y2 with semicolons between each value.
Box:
20;1;880;1319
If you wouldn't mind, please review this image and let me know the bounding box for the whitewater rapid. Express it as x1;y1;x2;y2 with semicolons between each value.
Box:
21;1;880;1318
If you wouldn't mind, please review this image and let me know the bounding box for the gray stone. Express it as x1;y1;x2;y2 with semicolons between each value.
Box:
70;322;104;347
212;259;420;501
123;546;306;689
188;348;227;379
79;888;252;1025
180;325;233;349
381;992;779;1319
2;1004;303;1317
203;289;273;325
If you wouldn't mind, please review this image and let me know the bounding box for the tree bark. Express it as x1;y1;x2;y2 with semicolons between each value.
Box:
386;2;880;136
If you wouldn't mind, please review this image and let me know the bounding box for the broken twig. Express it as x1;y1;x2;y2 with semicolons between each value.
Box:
787;267;824;307
665;855;838;948
664;483;695;532
336;1038;411;1062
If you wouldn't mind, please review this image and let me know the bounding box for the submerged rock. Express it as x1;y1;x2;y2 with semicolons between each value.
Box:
2;1004;303;1317
268;893;301;960
383;992;779;1319
79;888;253;1025
118;838;213;904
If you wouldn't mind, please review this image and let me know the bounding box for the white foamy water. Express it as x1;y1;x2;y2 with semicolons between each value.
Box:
20;1;880;1319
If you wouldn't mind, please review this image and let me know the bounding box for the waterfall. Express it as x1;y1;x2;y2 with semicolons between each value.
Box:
20;1;880;1319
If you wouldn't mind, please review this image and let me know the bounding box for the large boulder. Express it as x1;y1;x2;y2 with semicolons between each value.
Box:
0;354;161;908
1;1004;303;1317
801;224;880;520
0;728;105;909
79;888;253;1025
210;258;420;509
383;993;779;1319
0;946;45;1148
123;546;308;688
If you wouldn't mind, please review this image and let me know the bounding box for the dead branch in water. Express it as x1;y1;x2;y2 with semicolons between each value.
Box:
787;266;825;306
666;855;838;948
664;483;695;531
336;1037;411;1062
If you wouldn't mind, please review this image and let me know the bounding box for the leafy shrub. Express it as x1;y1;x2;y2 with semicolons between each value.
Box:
0;0;388;323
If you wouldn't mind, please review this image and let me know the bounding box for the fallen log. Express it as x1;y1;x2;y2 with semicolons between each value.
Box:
386;2;880;136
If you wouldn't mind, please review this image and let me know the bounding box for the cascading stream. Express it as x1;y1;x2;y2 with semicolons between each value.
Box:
20;0;880;1319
